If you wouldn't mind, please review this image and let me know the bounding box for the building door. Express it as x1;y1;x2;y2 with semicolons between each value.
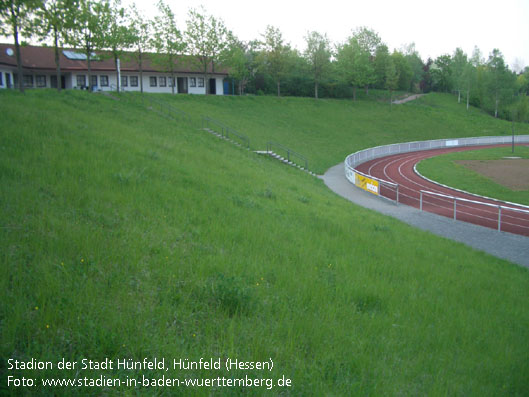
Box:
209;78;216;95
5;73;11;88
51;75;66;89
177;77;188;94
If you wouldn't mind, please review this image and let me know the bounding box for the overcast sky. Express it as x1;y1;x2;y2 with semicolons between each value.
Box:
126;0;529;71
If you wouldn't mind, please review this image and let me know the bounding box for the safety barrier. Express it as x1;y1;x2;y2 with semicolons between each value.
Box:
202;117;250;149
419;190;529;232
266;142;308;170
344;135;529;203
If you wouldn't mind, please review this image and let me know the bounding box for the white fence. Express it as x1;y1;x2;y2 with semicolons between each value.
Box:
344;135;529;203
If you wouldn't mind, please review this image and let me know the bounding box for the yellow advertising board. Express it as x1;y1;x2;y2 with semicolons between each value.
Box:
355;173;379;195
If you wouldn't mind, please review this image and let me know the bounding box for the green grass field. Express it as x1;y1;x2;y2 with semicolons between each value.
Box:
1;89;528;395
135;91;529;174
417;146;529;206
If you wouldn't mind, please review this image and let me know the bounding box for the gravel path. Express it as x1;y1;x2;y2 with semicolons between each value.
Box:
321;163;529;268
392;94;425;104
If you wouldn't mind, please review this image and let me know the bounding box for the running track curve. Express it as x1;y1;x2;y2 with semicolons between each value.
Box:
354;144;529;237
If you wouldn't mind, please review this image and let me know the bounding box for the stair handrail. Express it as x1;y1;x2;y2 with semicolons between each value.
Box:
266;141;308;170
202;116;250;149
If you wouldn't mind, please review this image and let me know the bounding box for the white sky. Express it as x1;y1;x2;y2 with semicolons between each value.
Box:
127;0;529;71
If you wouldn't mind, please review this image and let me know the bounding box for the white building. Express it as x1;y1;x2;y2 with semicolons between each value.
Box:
0;43;227;95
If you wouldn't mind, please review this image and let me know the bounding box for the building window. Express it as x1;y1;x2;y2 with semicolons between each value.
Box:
168;77;175;87
36;75;46;87
23;75;34;87
149;76;157;87
121;76;128;87
198;77;204;87
189;77;196;87
100;75;109;87
77;74;86;87
0;72;3;86
159;76;166;87
91;75;98;87
130;76;138;87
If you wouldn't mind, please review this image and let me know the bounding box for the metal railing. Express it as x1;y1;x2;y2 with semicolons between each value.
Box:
345;135;529;170
266;141;308;170
344;135;529;204
419;190;529;232
145;95;193;125
202;117;250;149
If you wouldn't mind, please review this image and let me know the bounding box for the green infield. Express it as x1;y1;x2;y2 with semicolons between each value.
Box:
1;90;528;395
416;146;529;206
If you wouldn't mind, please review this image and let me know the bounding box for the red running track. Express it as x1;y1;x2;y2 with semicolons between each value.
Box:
355;144;529;236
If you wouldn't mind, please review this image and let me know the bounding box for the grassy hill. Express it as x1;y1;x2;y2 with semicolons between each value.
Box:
1;89;528;395
140;91;529;174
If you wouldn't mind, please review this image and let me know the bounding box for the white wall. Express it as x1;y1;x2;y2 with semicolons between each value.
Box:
0;68;225;94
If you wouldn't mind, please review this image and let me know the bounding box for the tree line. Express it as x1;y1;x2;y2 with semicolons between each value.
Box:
1;0;528;121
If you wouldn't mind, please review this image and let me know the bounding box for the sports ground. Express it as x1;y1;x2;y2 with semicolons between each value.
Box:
354;144;529;236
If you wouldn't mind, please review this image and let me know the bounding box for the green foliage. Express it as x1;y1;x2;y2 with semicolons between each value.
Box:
385;57;399;104
0;0;41;92
257;25;292;97
150;0;186;94
126;3;151;93
67;0;112;90
391;50;413;91
185;6;229;93
304;31;332;98
336;36;374;100
32;0;78;91
373;44;390;88
431;54;452;92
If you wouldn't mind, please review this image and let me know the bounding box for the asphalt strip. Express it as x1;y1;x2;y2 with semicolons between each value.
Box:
320;163;529;269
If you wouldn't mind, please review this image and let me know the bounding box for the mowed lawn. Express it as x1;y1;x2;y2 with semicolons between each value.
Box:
417;146;529;206
1;90;528;395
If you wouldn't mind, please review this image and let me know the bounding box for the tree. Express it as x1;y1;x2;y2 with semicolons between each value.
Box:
511;94;529;152
0;0;41;92
373;43;390;89
517;67;529;95
486;49;516;118
185;7;229;95
336;37;374;101
32;0;77;92
420;58;433;93
402;43;424;92
151;0;186;94
352;27;379;94
258;25;290;97
103;0;133;92
221;37;258;95
304;31;331;99
461;61;476;110
385;57;399;109
352;26;381;56
391;50;412;91
431;54;452;92
128;3;151;93
68;0;111;91
451;48;468;103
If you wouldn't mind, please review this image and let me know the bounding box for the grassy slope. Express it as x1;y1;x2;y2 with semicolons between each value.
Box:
416;146;529;206
1;90;528;395
149;92;529;174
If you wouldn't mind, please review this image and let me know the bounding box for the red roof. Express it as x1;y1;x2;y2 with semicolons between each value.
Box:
0;43;228;75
